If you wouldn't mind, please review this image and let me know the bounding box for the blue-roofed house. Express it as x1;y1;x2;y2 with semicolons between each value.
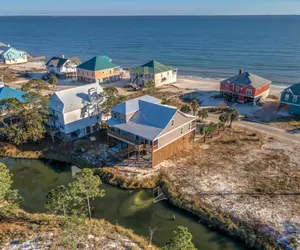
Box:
106;95;197;167
280;83;300;115
0;45;27;64
0;81;26;103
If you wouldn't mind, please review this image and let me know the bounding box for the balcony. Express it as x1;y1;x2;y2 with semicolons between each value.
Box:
107;128;138;145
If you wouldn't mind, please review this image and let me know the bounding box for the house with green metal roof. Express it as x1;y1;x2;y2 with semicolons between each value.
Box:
129;60;177;87
76;56;121;83
0;81;26;103
46;56;78;78
280;82;300;115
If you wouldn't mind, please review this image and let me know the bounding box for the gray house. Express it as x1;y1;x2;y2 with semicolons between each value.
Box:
106;95;196;167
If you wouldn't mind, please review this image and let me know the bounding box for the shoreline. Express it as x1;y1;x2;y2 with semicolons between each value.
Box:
0;147;283;250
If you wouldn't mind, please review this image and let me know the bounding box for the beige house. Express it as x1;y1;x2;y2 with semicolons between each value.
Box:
129;60;177;87
106;95;196;167
77;56;121;83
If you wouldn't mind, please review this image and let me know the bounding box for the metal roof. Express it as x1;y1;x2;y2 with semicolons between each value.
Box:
77;56;119;71
129;60;174;75
223;72;271;89
112;95;161;115
283;82;300;96
107;97;178;140
49;83;103;113
46;56;69;68
0;86;26;102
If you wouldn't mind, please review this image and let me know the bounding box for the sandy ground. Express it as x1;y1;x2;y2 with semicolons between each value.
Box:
106;128;300;248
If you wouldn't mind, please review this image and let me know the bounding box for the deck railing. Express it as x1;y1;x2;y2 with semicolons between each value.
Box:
107;128;138;145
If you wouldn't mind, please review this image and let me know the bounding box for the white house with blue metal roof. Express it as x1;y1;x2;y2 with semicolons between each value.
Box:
0;44;27;65
48;83;104;141
106;95;196;167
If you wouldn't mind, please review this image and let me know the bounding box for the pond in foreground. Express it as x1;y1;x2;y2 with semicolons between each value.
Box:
0;158;246;250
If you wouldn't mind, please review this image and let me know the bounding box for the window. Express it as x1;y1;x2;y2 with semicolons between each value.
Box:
167;72;169;76
246;89;252;96
181;128;184;134
113;112;117;119
285;94;290;101
293;95;297;103
102;71;105;74
110;70;112;74
225;84;229;90
236;85;239;92
171;120;175;127
188;123;191;130
120;114;124;122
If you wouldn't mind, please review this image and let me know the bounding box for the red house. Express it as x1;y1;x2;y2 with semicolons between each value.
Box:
220;70;271;106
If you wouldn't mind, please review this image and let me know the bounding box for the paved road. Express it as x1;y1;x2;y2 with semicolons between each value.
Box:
208;114;300;144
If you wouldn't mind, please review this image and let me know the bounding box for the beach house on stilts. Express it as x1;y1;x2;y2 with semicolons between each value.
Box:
220;69;271;106
129;60;177;87
105;95;196;167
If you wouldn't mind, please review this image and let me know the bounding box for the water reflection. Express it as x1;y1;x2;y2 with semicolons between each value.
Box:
0;158;245;250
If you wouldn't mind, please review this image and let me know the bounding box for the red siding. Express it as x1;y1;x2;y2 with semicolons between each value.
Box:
240;85;255;97
220;82;233;92
254;83;271;97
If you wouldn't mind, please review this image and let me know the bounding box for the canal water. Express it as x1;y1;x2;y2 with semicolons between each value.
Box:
0;158;245;250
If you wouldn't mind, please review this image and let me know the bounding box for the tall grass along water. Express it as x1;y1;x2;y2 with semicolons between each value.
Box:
0;15;299;85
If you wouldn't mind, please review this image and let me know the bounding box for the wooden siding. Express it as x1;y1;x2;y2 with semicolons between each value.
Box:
152;130;195;167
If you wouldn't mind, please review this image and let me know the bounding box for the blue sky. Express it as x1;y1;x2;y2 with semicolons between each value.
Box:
1;0;300;15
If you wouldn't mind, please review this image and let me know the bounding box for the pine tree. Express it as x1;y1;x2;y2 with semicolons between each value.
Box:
163;226;196;250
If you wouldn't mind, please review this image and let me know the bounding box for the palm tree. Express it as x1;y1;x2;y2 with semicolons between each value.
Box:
197;109;209;122
180;104;191;114
228;108;239;127
191;99;200;116
203;122;216;143
219;108;239;128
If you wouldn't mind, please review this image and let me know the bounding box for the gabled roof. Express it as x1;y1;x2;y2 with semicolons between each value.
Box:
129;60;174;75
0;86;26;102
112;95;160;115
49;83;103;113
223;72;271;89
106;95;195;141
77;56;119;71
46;56;69;68
283;82;300;96
0;46;10;55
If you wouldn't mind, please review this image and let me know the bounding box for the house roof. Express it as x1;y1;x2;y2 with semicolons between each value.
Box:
77;56;119;71
49;83;103;113
0;46;10;55
129;60;174;75
112;95;161;115
46;56;69;68
106;96;190;141
0;86;26;102
223;72;271;89
283;82;300;96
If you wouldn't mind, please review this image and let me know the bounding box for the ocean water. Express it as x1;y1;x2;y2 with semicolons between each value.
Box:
0;15;300;86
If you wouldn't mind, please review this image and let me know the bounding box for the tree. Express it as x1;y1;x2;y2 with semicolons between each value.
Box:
45;185;73;216
69;169;105;219
180;104;191;114
0;91;49;145
163;226;196;250
190;99;200;116
203;122;218;143
21;78;49;93
0;163;23;211
48;76;58;86
219;108;239;128
101;86;126;119
197;109;209;122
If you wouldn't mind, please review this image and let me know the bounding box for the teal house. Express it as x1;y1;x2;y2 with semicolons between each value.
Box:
0;44;27;65
280;83;300;115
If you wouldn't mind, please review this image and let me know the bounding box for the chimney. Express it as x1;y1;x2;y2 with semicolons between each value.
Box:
239;69;243;75
62;55;65;59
